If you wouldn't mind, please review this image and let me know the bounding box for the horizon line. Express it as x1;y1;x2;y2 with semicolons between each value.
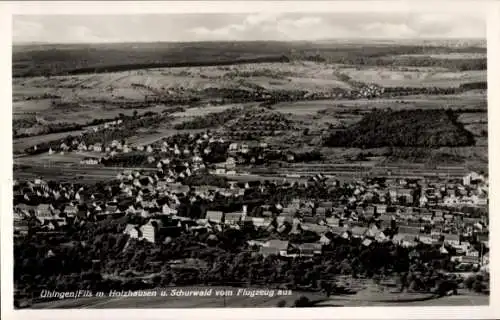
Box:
13;37;487;46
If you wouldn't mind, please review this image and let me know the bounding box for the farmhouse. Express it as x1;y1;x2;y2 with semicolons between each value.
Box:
80;157;100;165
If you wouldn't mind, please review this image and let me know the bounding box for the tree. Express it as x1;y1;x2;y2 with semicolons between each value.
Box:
294;296;311;307
276;300;287;307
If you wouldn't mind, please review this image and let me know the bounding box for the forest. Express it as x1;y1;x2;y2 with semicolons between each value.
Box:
14;41;485;77
323;109;475;149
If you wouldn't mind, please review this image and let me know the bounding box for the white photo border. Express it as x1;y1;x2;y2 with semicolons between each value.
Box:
1;1;499;319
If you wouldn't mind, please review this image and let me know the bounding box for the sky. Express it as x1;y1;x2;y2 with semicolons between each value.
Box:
12;12;486;44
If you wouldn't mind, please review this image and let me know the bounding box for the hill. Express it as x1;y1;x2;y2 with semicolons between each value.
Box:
13;41;486;77
323;109;475;148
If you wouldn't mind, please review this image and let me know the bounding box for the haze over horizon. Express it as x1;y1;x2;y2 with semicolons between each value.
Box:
13;12;486;44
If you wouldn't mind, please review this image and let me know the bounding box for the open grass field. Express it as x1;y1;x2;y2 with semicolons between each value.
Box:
12;99;54;113
13;164;124;184
15;152;89;166
339;67;486;88
127;128;207;147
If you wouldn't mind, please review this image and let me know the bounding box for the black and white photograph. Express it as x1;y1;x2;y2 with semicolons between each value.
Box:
3;1;499;318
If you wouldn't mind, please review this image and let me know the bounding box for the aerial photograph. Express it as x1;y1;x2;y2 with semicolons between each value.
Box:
12;10;489;309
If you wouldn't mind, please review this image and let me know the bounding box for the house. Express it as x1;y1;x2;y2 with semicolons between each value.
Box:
140;222;156;243
319;201;333;208
394;234;417;248
260;240;289;257
315;207;327;218
364;224;379;238
463;174;471;186
419;195;428;207
192;155;203;163
162;204;177;215
466;247;480;258
417;234;434;245
14;220;29;236
229;143;238;151
375;204;387;215
295;243;322;256
80;157;100;165
240;144;249;154
350;226;368;238
444;234;460;246
433;216;445;224
206;211;223;223
388;189;397;202
215;168;226;175
224;212;242;224
362;238;373;247
374;231;387;243
225;157;236;170
326;217;340;227
123;224;140;239
252;217;268;227
398;226;420;235
319;234;331;245
64;204;78;217
444;214;454;221
482;252;489;266
13;210;26;222
398;189;414;204
35;204;53;223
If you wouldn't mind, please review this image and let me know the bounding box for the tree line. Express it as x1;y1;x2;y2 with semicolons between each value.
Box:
324;109;475;149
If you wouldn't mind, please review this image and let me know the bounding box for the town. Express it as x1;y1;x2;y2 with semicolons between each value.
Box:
12;24;489;308
14;125;489;307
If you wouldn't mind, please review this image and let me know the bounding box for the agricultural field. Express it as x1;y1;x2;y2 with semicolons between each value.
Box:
12;40;488;177
14;129;89;153
13;164;140;184
393;53;487;60
338;67;486;88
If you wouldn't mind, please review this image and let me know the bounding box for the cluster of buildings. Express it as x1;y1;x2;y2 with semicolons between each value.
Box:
14;157;489;272
18;119;491;275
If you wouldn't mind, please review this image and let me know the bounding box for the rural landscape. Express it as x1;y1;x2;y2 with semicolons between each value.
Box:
12;14;489;309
